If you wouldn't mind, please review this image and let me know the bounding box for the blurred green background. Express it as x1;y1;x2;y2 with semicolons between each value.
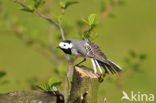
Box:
0;0;156;102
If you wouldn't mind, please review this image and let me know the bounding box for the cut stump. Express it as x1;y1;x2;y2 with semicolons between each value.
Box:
68;66;100;103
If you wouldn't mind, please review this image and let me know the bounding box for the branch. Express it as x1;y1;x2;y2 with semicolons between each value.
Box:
14;0;71;95
0;91;64;103
13;0;65;40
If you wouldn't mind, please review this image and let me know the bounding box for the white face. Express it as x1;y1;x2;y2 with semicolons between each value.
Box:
59;42;72;49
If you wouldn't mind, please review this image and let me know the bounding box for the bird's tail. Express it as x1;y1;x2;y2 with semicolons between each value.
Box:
98;60;121;74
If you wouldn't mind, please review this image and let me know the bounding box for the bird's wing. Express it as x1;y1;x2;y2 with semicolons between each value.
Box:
84;39;108;63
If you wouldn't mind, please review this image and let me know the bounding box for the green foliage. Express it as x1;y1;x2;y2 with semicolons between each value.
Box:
36;77;62;92
60;0;78;9
81;14;98;40
20;0;45;12
27;77;39;90
82;14;98;26
97;0;106;12
33;0;45;10
37;82;51;91
129;50;136;58
0;71;9;85
88;14;98;26
124;50;147;71
20;6;34;13
139;54;147;60
0;71;6;78
119;0;126;6
48;78;62;89
57;14;64;22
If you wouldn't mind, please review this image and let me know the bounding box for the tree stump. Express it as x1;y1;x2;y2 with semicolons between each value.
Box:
68;66;100;103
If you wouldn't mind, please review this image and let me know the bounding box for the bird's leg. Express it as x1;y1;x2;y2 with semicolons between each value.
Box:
91;58;97;74
76;57;86;66
95;60;102;73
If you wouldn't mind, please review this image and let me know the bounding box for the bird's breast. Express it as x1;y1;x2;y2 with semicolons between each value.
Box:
71;49;83;57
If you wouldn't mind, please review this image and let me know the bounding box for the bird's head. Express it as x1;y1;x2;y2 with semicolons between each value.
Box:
57;40;73;54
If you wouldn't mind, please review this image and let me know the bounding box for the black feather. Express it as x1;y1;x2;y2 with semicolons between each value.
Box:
97;60;121;74
63;40;71;44
108;60;122;73
60;48;72;54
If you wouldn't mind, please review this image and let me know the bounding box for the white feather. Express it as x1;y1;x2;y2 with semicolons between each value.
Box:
108;59;121;69
95;60;102;73
91;58;97;73
59;42;72;49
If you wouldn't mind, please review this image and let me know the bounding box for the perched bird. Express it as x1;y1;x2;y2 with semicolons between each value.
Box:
57;38;121;74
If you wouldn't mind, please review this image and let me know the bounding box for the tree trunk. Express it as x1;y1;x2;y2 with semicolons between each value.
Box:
0;66;100;103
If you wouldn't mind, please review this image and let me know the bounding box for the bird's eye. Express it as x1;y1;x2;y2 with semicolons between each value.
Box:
64;44;66;46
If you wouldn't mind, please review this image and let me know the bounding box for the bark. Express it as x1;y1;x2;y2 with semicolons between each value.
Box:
0;91;57;103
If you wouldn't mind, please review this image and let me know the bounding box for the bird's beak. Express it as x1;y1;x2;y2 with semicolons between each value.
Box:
57;46;60;48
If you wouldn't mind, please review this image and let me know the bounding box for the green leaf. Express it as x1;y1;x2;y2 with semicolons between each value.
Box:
48;78;62;89
139;54;147;60
129;50;137;58
0;71;6;78
36;82;50;91
88;14;98;26
81;18;89;25
33;0;45;10
60;1;78;9
57;15;64;22
65;1;78;9
60;1;66;9
20;8;34;13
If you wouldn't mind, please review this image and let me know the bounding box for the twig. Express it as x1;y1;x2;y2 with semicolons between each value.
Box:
35;11;59;28
13;0;65;40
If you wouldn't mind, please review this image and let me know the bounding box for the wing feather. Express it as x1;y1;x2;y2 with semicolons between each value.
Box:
84;39;108;63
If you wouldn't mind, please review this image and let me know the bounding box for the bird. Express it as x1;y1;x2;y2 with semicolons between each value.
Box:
57;38;121;74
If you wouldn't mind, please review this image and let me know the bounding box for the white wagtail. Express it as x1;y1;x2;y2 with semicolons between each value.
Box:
57;38;121;74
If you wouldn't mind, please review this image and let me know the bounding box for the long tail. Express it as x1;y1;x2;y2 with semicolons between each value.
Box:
98;60;122;74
